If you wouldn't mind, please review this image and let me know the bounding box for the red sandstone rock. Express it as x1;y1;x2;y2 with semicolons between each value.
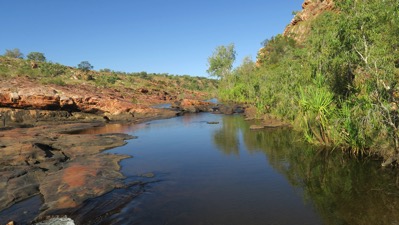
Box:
0;78;177;121
175;99;215;113
0;123;133;215
283;0;335;41
257;0;335;66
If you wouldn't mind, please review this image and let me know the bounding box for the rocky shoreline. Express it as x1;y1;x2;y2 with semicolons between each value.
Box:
0;93;285;224
0;96;251;224
0;121;134;222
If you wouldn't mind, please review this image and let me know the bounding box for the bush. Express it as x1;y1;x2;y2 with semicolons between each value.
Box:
212;0;399;158
27;52;46;62
95;74;119;87
40;77;66;86
40;62;66;77
77;61;93;71
4;48;23;59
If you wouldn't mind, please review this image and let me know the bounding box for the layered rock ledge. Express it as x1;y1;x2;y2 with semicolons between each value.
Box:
0;123;134;220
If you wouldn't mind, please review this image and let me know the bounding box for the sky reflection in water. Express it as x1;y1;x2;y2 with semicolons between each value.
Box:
77;112;399;225
105;113;322;225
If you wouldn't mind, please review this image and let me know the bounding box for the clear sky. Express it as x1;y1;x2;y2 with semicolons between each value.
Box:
0;0;303;77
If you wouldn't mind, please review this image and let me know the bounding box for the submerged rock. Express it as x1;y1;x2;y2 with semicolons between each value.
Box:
141;172;155;178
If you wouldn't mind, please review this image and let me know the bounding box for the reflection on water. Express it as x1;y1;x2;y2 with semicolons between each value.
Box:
102;113;323;225
28;113;399;225
70;123;147;134
213;116;399;225
70;114;399;225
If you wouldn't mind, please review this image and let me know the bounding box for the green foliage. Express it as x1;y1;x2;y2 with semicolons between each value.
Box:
257;34;296;66
95;74;120;87
27;52;46;62
4;48;23;59
77;61;93;71
40;77;66;86
213;0;399;158
207;43;236;79
298;77;336;145
40;62;67;77
0;64;9;77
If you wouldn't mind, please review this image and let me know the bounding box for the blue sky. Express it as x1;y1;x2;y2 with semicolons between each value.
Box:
0;0;302;77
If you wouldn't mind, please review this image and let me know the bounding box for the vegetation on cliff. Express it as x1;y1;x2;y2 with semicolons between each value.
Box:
209;0;399;160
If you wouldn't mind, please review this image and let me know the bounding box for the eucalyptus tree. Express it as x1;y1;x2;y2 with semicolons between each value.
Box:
207;44;236;97
207;43;236;79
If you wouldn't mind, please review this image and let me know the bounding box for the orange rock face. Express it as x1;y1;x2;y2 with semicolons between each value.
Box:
256;0;335;66
173;99;215;113
0;78;179;123
283;0;335;41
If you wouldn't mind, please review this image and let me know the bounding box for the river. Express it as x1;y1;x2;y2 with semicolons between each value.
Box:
3;112;399;224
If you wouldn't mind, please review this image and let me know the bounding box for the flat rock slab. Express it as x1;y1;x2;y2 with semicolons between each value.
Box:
0;122;134;219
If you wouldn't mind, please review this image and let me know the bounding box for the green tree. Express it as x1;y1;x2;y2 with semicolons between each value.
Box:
27;52;46;62
206;43;236;79
77;61;93;72
4;48;23;59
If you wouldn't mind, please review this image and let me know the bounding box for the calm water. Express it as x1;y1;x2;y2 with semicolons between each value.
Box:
104;113;321;225
73;113;399;225
3;113;399;225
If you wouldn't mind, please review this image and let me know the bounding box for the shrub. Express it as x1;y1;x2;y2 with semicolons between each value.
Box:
40;62;66;77
27;52;46;62
4;48;23;59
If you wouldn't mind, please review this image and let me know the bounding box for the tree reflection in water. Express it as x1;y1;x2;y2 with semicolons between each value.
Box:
213;115;399;225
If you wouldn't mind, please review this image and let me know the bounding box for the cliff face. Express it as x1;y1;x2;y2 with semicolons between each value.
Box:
256;0;335;66
283;0;335;42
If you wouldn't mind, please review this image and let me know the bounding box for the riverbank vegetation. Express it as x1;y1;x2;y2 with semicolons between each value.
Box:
208;0;399;160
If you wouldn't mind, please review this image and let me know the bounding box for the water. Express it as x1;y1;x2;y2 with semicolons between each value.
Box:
101;113;399;225
151;103;172;109
4;113;399;225
103;113;322;225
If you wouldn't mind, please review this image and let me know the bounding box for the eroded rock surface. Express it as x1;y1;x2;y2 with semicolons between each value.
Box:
0;123;134;218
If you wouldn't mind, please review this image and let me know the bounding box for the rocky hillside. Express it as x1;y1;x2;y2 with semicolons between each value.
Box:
283;0;335;41
0;57;218;125
0;56;223;223
256;0;335;66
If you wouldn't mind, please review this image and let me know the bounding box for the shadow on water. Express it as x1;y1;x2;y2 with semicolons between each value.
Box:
214;115;399;225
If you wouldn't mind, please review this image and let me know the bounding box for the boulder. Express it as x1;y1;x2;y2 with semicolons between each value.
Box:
173;99;215;113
